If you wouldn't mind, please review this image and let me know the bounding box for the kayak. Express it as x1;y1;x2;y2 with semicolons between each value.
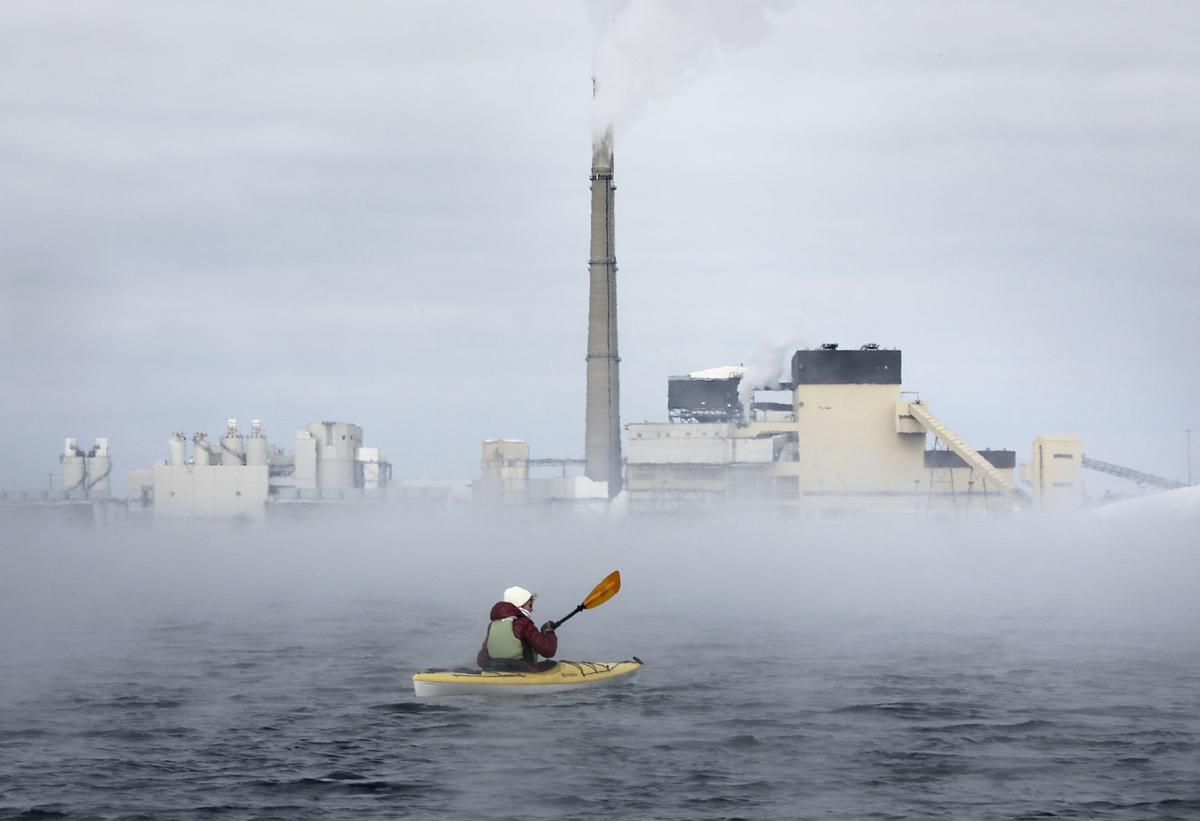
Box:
412;658;643;697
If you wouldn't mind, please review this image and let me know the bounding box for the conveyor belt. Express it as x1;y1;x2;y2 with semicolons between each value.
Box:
1081;456;1186;490
904;401;1030;505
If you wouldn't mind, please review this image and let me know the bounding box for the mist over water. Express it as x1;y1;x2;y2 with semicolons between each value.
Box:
2;508;1198;818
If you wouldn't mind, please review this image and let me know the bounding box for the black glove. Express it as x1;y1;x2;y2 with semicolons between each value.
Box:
540;620;556;634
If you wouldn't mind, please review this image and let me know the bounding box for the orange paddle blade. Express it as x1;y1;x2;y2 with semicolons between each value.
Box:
582;570;621;610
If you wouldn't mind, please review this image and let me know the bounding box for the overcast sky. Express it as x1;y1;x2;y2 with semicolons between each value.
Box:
1;1;1197;492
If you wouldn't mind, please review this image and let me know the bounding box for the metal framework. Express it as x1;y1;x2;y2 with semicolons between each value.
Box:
906;401;1030;505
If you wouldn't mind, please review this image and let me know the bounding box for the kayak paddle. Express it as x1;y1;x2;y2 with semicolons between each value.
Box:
549;570;620;630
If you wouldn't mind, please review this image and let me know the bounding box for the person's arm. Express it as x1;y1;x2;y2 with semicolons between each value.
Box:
514;617;558;658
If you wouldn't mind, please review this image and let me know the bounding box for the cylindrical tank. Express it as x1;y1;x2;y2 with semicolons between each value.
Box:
87;438;112;499
245;420;269;467
222;418;245;466
168;433;188;466
305;421;362;490
61;438;86;495
193;433;213;466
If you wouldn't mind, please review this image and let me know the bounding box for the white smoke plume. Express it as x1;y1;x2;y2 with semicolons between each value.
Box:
586;0;793;135
737;336;804;416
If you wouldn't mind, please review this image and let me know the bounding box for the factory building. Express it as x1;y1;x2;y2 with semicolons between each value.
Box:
129;419;396;521
1022;435;1085;511
470;342;1178;516
473;439;611;513
626;344;1029;514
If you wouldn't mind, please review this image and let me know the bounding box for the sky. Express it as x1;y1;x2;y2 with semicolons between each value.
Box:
1;1;1198;493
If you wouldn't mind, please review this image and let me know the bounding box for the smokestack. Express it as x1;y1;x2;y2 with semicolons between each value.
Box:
585;127;622;497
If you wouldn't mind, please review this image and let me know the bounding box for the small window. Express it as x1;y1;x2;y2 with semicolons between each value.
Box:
1052;453;1074;460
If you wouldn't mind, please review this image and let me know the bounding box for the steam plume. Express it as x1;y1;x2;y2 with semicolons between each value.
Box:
738;336;803;416
586;0;793;135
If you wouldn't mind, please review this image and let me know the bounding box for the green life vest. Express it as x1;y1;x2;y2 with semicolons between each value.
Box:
486;616;524;660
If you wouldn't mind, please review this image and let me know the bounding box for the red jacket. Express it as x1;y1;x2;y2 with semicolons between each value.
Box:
477;601;558;667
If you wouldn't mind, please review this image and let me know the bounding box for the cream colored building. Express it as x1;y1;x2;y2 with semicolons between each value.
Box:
476;439;530;505
1024;434;1085;510
626;345;1029;514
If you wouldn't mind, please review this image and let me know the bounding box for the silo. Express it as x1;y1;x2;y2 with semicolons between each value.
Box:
168;433;188;466
305;421;363;490
87;438;112;499
221;418;245;465
61;438;86;496
193;433;214;466
245;419;269;466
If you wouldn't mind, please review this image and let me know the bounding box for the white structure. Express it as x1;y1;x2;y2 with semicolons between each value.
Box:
152;461;270;520
147;418;390;518
87;438;112;499
61;439;86;498
168;433;187;466
220;419;245;466
294;430;318;491
306;421;362;491
625;423;776;511
628;423;774;466
245;420;269;466
356;447;391;490
193;433;215;466
59;437;112;500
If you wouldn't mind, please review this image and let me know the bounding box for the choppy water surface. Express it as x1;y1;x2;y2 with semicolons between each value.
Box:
3;513;1199;820
3;598;1198;820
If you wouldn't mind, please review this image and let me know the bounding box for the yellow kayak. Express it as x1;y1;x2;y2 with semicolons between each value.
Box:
412;658;643;697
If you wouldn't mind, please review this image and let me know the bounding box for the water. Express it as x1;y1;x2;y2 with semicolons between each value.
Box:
2;516;1198;819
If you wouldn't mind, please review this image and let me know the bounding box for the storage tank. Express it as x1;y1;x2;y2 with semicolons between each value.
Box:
245;419;269;467
305;421;363;490
193;433;214;466
168;433;188;466
221;418;245;466
61;438;86;495
87;438;112;499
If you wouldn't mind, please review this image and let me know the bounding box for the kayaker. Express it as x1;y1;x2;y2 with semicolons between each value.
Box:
477;585;558;672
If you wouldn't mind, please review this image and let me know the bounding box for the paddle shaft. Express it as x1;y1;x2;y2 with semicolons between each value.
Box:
547;571;620;631
549;605;585;631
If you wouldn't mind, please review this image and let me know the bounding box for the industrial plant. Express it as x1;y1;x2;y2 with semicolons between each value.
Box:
1;118;1190;524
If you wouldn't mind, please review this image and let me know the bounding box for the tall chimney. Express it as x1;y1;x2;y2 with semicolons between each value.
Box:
585;127;622;497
